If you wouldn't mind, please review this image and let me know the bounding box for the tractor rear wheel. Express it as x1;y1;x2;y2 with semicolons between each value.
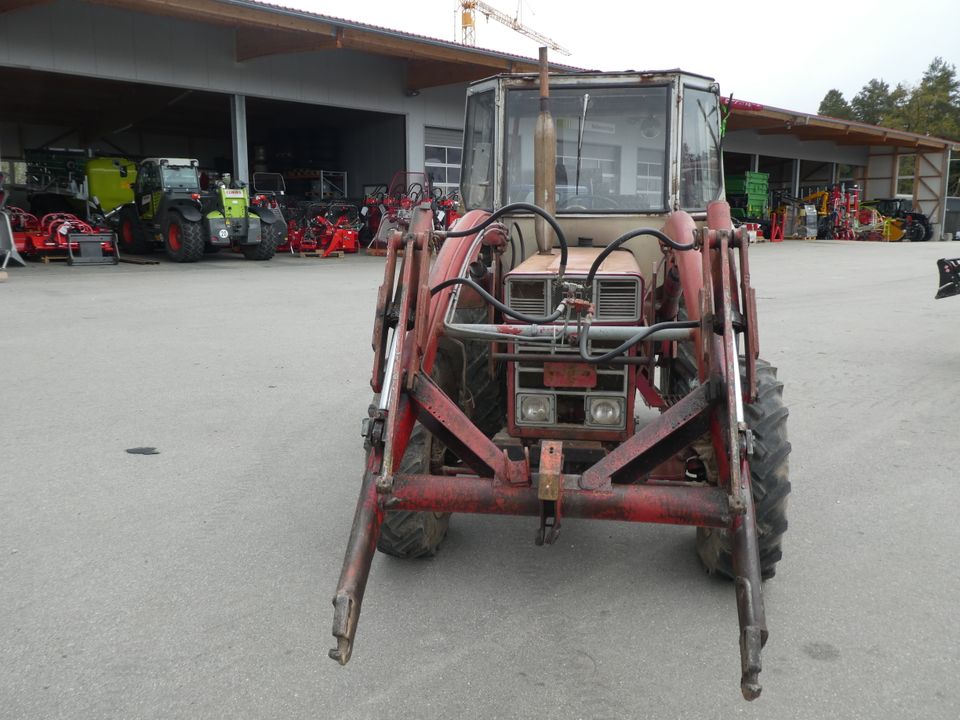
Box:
376;306;505;559
163;212;205;262
242;219;282;261
118;206;149;254
695;360;791;580
903;221;925;243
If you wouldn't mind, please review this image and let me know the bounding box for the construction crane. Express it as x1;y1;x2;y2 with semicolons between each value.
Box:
459;1;572;56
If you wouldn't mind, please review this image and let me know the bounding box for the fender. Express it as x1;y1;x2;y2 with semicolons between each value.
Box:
252;207;280;224
170;202;203;223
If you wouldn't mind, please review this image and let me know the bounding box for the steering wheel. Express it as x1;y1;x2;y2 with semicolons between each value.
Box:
558;194;621;211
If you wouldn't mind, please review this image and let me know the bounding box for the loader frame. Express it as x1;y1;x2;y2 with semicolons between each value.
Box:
330;198;770;699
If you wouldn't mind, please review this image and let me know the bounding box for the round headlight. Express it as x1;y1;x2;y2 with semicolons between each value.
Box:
588;398;622;426
519;395;551;423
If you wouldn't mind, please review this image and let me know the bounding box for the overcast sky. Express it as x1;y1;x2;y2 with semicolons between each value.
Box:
281;0;958;114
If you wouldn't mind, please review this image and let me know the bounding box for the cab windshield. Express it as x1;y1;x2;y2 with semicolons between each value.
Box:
503;86;670;212
161;165;200;191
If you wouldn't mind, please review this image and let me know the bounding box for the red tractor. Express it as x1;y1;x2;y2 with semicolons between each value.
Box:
330;58;791;701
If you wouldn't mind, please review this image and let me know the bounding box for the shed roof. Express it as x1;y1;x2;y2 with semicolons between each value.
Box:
725;100;959;152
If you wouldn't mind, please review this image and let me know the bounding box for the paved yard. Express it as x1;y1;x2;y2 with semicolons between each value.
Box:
1;240;958;719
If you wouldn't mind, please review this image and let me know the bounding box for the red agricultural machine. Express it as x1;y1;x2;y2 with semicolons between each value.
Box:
366;172;432;249
432;187;462;231
330;56;791;701
281;202;361;256
7;208;116;262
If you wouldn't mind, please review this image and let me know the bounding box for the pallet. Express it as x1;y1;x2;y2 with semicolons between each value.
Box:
365;247;387;257
299;250;344;259
119;256;160;265
40;254;69;264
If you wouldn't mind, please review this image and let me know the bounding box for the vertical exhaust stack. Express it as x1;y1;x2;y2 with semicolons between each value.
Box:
534;46;556;256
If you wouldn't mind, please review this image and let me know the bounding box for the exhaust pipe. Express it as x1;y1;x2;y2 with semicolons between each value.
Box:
533;46;556;256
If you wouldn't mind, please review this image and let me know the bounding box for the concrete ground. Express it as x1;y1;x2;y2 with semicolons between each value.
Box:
1;240;958;720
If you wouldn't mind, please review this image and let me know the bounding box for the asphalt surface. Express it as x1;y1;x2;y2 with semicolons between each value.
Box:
1;240;958;719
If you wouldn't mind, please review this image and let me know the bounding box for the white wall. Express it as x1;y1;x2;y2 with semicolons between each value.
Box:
0;0;469;172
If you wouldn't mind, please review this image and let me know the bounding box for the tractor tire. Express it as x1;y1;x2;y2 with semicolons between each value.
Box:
163;212;205;262
242;219;281;261
921;220;934;242
695;360;791;580
376;425;451;559
376;306;505;559
118;206;150;254
903;221;925;243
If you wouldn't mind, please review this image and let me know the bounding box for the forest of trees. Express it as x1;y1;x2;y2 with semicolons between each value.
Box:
817;57;960;141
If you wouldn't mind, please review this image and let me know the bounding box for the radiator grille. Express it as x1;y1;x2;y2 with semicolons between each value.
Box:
596;279;640;320
506;279;548;316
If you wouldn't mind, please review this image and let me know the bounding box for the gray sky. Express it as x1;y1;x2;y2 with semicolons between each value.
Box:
281;0;959;114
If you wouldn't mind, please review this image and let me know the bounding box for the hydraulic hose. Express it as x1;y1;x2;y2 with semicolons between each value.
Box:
579;317;700;364
431;276;567;325
585;227;696;289
441;202;568;280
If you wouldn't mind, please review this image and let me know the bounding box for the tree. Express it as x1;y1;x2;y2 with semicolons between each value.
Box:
818;89;854;120
851;79;894;126
884;58;960;140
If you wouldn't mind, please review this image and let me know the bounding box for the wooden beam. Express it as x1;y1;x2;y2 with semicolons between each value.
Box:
406;59;498;92
235;26;339;62
0;0;48;13
90;0;340;34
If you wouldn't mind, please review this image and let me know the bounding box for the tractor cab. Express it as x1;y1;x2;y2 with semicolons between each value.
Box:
463;70;723;252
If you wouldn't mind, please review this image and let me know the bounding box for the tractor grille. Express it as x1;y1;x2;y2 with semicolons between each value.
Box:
506;279;549;316
506;276;641;321
596;279;640;321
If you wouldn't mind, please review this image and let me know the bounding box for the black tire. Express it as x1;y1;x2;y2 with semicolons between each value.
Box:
376;425;451;558
242;217;281;261
921;220;934;242
376;306;505;559
695;360;791;580
118;206;150;254
903;221;925;243
163;212;205;262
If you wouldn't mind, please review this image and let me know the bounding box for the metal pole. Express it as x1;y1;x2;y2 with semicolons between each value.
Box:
230;94;249;186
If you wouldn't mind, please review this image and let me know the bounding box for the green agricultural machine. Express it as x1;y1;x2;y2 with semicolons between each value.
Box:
116;158;284;262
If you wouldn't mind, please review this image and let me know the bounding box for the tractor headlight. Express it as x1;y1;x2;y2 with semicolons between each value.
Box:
586;397;624;427
518;394;554;424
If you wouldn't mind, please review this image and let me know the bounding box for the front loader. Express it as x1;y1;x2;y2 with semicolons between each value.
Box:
330;53;791;700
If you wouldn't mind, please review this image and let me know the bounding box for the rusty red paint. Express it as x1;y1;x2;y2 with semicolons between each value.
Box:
543;362;597;388
387;473;731;528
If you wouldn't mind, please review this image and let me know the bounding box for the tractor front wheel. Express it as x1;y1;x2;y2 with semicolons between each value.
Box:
163;213;205;262
375;424;451;559
242;219;282;261
376;307;505;559
696;359;791;580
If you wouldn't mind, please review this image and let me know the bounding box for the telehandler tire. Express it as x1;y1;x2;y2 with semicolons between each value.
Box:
242;219;281;261
163;212;205;262
695;359;791;580
118;206;150;254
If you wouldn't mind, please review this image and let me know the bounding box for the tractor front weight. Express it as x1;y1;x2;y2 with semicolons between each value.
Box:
330;199;771;700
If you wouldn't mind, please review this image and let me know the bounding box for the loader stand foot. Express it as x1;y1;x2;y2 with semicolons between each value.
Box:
329;465;383;666
739;622;763;700
734;577;766;700
330;592;360;665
